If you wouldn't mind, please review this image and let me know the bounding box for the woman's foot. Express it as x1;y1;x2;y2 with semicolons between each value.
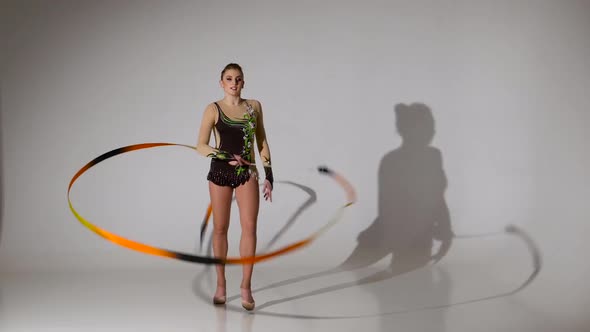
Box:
240;287;255;311
213;285;226;305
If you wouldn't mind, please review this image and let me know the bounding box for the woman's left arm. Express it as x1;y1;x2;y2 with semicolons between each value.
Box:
254;100;273;201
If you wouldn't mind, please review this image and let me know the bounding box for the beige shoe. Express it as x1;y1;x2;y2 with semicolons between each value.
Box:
241;300;255;311
240;288;255;311
213;295;226;305
213;286;226;305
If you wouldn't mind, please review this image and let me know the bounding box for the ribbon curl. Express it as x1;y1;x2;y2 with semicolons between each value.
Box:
68;142;356;265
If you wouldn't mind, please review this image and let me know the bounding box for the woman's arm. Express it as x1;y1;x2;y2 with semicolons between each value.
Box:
196;103;232;160
254;100;271;167
253;100;274;196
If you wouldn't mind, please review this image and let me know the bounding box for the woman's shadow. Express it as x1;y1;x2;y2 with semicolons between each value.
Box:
251;102;453;313
341;102;453;273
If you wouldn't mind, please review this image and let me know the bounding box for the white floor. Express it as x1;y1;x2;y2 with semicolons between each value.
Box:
1;233;586;332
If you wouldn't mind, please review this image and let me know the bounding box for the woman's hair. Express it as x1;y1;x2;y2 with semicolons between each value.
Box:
220;63;243;80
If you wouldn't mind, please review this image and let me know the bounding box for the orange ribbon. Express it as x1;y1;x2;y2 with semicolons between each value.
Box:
68;143;356;265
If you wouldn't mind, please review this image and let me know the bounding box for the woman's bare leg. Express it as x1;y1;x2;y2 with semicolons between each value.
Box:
209;181;234;299
235;174;260;302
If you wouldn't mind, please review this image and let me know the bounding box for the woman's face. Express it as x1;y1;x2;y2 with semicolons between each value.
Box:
220;69;244;96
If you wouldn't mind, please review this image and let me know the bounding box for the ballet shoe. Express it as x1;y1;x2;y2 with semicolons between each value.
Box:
240;288;255;311
241;300;255;311
213;286;226;305
213;295;226;305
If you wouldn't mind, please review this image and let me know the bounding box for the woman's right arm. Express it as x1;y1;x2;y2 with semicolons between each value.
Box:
196;104;232;160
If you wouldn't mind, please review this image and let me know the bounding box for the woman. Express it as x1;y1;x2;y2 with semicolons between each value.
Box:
196;63;273;310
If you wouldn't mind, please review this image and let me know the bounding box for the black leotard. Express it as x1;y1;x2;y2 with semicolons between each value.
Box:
207;102;258;188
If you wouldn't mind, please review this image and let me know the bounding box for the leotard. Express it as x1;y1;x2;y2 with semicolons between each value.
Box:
207;102;259;188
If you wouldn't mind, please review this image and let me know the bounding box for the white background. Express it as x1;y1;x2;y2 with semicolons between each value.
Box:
1;0;589;329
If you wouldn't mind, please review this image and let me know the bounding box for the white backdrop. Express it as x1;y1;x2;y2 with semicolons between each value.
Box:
1;2;589;316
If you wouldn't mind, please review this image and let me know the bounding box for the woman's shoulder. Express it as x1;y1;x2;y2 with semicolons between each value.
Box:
202;102;219;118
205;101;223;110
245;99;263;112
208;100;222;107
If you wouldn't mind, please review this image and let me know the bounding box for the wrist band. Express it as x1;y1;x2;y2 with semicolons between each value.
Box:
264;166;274;189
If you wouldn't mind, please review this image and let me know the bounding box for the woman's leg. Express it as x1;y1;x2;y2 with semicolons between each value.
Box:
209;181;234;299
234;174;260;301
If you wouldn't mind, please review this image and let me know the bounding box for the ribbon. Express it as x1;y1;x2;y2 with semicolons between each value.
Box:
67;143;356;265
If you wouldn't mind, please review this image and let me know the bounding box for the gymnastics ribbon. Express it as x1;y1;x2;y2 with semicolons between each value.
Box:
67;143;356;265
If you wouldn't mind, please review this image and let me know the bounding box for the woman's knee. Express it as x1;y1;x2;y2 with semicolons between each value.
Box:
240;221;257;234
213;223;229;235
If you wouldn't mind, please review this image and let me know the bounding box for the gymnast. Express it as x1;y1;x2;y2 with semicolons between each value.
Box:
196;63;274;310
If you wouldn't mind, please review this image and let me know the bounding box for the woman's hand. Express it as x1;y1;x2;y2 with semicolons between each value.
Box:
262;179;272;202
228;154;252;166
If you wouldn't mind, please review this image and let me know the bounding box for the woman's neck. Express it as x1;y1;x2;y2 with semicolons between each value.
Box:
222;95;244;106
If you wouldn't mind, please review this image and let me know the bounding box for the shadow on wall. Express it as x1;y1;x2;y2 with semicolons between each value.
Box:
340;102;453;272
341;102;452;331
